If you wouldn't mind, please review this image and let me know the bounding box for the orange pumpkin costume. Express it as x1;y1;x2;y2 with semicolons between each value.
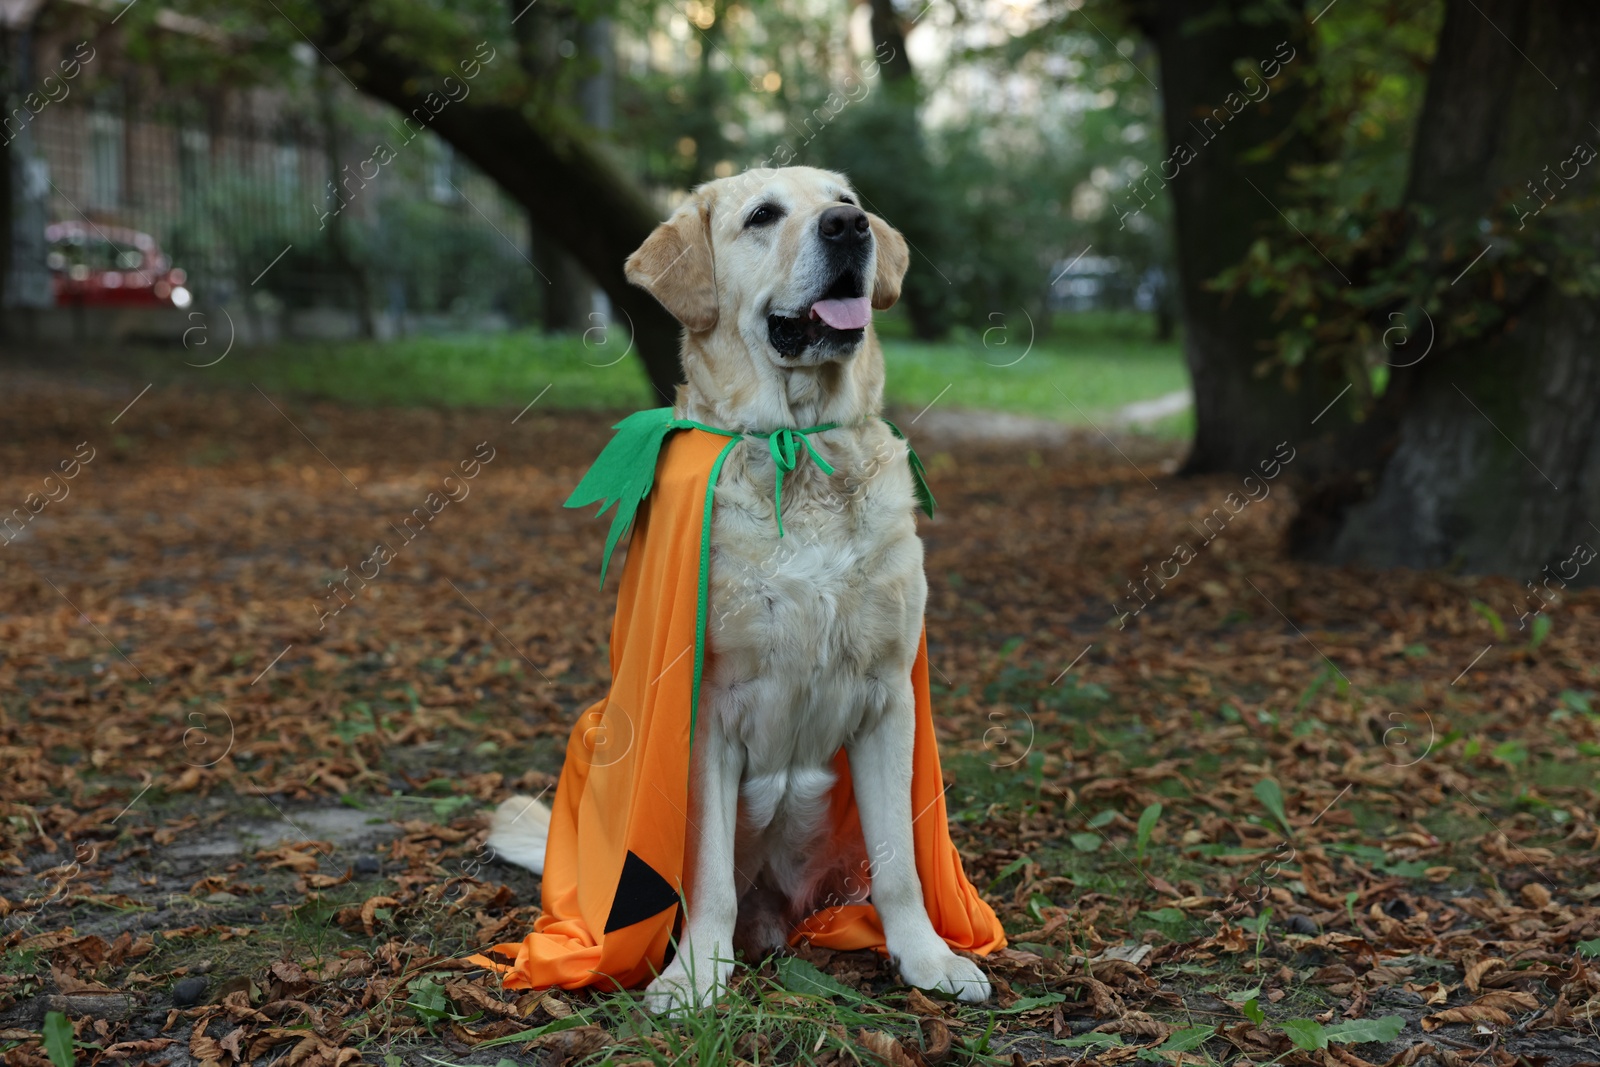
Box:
472;410;1004;992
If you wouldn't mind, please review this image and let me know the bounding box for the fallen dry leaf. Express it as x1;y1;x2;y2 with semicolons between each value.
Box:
856;1028;918;1067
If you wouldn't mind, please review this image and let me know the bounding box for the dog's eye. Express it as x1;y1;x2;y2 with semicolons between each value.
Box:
838;195;855;206
745;204;783;228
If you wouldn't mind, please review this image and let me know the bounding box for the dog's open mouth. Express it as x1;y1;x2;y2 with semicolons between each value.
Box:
767;271;869;359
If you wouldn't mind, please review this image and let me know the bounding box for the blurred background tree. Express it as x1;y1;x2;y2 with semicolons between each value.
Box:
1220;0;1600;574
3;0;1594;579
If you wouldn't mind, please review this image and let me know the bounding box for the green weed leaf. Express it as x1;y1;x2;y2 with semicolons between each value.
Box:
986;854;1031;891
1281;1018;1328;1050
1157;1025;1215;1051
774;958;860;1001
407;975;453;1027
1527;613;1552;650
1135;803;1162;860
1281;1014;1404;1051
1560;689;1593;715
1253;779;1293;837
1070;832;1102;852
474;1015;594;1050
1141;907;1186;925
1470;599;1506;640
1000;993;1067;1013
43;1011;75;1067
1322;1016;1406;1045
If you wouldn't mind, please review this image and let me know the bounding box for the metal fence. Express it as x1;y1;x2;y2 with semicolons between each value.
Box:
9;89;541;342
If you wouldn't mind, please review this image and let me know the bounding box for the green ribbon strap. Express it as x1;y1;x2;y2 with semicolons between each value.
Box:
566;408;933;583
882;418;937;519
744;424;837;538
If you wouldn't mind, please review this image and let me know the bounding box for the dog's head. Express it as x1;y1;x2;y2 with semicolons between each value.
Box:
625;167;909;386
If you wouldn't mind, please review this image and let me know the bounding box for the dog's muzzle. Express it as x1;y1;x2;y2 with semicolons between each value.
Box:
768;207;874;360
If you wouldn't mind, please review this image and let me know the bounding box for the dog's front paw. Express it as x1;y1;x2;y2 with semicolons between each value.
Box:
642;955;731;1014
895;946;992;1004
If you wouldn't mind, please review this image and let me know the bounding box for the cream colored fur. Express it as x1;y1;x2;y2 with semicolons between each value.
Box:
488;166;989;1011
486;793;550;874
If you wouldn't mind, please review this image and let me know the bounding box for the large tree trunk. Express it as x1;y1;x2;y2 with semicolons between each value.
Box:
687;0;728;183
0;38;12;343
512;0;598;336
318;1;683;403
1131;0;1349;473
1309;0;1600;579
531;227;590;333
847;0;951;341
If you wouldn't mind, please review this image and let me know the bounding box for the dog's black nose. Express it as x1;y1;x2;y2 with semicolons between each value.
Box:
818;205;869;244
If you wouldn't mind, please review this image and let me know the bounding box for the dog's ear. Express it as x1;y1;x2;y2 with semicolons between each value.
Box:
868;214;909;310
625;196;718;332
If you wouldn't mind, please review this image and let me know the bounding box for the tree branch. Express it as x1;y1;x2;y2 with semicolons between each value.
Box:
315;1;683;403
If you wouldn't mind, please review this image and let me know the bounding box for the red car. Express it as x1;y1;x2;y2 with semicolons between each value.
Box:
46;221;192;309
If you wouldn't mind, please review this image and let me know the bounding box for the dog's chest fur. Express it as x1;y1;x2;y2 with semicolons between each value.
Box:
703;421;927;828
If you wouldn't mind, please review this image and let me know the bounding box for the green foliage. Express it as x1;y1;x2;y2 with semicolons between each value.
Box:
1149;1025;1215;1055
1281;1014;1405;1050
371;197;532;318
164;168;307;299
1206;0;1600;405
1472;600;1508;641
1001;993;1067;1013
1327;843;1432;879
1135;802;1162;861
185;330;650;409
1295;662;1347;713
582;971;907;1065
1560;690;1594;715
473;1015;595;1049
123;0;1192;351
1240;907;1273;940
1526;614;1553;652
795;8;1174;336
987;853;1033;891
1299;1;1445;208
406;975;454;1029
1492;740;1529;765
774;958;864;1002
163;311;1183;422
1252;778;1293;837
879;312;1187;426
42;1012;74;1067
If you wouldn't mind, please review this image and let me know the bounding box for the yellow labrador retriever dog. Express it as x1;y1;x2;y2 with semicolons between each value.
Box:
490;165;990;1011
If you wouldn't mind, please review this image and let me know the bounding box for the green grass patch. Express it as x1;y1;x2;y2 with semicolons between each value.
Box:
163;310;1186;427
879;310;1188;428
182;330;653;411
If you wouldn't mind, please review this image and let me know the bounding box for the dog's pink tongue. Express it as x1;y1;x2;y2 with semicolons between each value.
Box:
811;296;871;330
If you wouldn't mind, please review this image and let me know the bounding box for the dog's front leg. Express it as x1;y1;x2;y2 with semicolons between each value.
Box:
642;718;743;1013
848;683;992;1003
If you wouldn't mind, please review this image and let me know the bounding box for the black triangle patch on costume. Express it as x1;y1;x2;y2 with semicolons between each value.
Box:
605;850;680;934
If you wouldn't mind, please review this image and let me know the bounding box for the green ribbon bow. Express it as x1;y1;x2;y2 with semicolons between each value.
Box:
566;408;936;585
745;424;838;538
